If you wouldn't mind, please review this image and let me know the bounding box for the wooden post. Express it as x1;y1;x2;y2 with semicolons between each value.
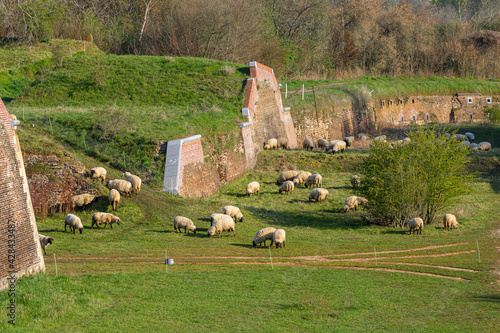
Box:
302;84;305;100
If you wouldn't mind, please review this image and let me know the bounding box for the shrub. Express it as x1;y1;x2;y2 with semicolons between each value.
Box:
220;65;235;75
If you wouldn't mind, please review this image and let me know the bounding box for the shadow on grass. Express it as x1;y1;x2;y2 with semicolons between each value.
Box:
473;295;500;303
229;243;255;248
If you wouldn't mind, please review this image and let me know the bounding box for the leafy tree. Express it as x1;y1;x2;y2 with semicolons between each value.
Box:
358;128;473;226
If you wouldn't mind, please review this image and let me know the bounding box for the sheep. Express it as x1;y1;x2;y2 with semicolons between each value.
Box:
276;170;300;185
64;214;83;234
303;138;314;150
350;175;360;188
207;216;235;238
124;172;142;195
325;140;342;152
443;214;459;231
461;140;470;148
373;135;386;142
292;171;312;187
330;140;346;154
246;181;260;196
478;142;491;151
453;134;467;141
108;189;120;210
71;194;96;209
107;179;132;197
344;136;355;147
343;196;368;212
317;139;329;149
263;138;278;150
273;229;286;248
90;167;107;183
91;212;121;230
465;132;475;142
304;174;322;188
252;227;277;246
469;143;479;150
173;216;196;234
277;137;289;149
357;133;370;141
223;205;244;222
403;137;411;144
210;213;232;226
308;188;329;202
38;234;53;255
279;180;294;195
407;217;424;235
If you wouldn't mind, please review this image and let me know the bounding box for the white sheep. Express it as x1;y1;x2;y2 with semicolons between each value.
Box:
108;189;120;210
38;234;53;255
246;181;260;196
292;171;312;187
443;214;459;231
469;143;479;150
465;132;475;142
407;217;424;235
273;229;286;248
173;216;197;234
124;172;142;195
210;213;232;226
317;139;329;149
343;196;367;212
207;216;235;237
71;194;95;209
277;170;300;185
350;175;360;188
107;179;132;197
303;138;314;150
252;227;277;246
92;212;121;230
279;180;294;195
478;142;491;151
357;133;370;141
64;214;83;234
223;205;244;222
277;137;288;149
304;174;322;188
325;140;342;152
373;135;386;142
308;188;329;202
454;134;467;141
90;167;107;183
264;138;278;150
344;136;355;147
461;141;470;148
330;140;346;154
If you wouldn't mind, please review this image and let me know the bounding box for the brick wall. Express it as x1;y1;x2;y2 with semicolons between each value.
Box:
0;99;45;291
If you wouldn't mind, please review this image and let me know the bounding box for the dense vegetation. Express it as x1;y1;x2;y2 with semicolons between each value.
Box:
1;0;499;78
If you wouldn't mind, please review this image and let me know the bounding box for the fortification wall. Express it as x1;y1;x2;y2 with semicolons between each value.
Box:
0;99;45;291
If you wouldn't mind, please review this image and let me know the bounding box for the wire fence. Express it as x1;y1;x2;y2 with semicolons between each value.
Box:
43;239;499;278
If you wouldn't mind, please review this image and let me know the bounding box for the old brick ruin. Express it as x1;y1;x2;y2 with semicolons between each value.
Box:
0;99;45;290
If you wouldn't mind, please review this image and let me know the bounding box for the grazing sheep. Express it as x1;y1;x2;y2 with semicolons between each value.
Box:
373;135;386;142
303;138;314;150
91;212;121;230
304;174;322;188
330;140;346;154
107;179;132;197
279;180;294;195
210;213;232;226
350;175;360;188
343;196;367;212
246;181;260;196
443;214;459;231
469;143;479;150
273;229;286;248
454;134;467;141
357;133;370;141
207;216;235;238
108;189;120;210
124;172;142;195
444;133;451;139
38;234;53;255
292;171;312;187
465;132;475;142
173;216;196;234
308;188;329;202
252;227;277;246
223;205;244;222
317;139;329;149
276;170;300;185
277;137;289;149
325;140;342;152
263;138;278;150
407;217;424;235
403;137;411;144
64;214;83;234
90;167;107;183
344;136;355;147
71;194;96;209
478;142;491;151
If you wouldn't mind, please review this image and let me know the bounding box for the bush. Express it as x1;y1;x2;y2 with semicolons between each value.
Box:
484;105;500;123
358;128;473;225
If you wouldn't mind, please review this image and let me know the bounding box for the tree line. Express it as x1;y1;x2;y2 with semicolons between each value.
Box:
1;0;499;78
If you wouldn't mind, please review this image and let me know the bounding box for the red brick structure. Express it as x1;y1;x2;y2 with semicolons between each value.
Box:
0;99;45;290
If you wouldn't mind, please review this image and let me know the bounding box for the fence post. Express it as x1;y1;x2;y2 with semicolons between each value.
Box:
476;239;481;263
54;253;58;277
374;246;378;267
285;83;288;99
22;105;25;121
268;246;274;269
302;84;305;100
